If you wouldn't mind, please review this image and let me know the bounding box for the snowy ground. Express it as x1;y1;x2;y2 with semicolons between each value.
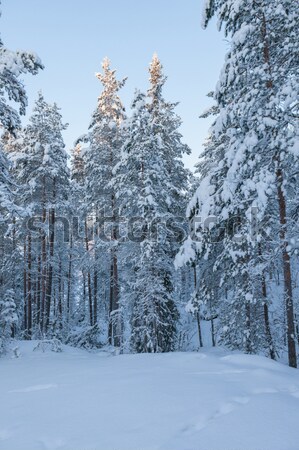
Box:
1;342;299;450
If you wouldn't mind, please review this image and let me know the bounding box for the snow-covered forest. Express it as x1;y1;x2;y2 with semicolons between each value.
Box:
0;0;299;449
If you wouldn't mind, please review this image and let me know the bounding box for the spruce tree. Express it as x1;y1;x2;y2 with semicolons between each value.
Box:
83;58;127;346
116;55;190;352
178;0;298;365
0;3;42;347
14;93;69;337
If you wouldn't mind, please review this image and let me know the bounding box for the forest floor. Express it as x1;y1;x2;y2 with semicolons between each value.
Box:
1;341;299;450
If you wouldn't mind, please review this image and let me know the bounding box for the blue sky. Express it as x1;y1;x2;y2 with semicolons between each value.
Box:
1;0;227;170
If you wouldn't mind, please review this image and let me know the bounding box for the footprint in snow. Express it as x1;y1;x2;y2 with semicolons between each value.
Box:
251;387;278;395
9;384;57;393
0;430;11;441
38;437;65;449
183;397;250;433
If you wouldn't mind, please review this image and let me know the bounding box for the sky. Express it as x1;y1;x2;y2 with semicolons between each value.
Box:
1;0;227;170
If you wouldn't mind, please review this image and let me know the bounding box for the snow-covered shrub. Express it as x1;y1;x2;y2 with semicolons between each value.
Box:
33;338;63;353
0;289;18;355
66;324;103;350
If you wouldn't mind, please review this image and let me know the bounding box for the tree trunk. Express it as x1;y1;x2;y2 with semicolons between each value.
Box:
66;233;73;321
84;219;93;326
261;9;296;368
108;261;114;345
258;244;275;359
211;318;216;347
109;193;120;347
245;300;252;354
41;179;47;334
196;312;203;348
58;259;62;327
93;216;98;325
23;239;27;335
261;264;275;360
112;246;120;346
193;265;203;348
27;232;32;338
93;268;98;325
45;203;55;331
36;255;41;331
276;167;297;368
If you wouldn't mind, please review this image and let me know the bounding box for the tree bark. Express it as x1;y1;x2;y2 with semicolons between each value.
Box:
276;167;297;368
23;239;27;335
93;268;98;325
211;318;216;347
261;11;296;368
244;299;253;354
36;255;41;329
67;233;73;321
109;193;120;347
41;179;47;334
84;219;93;326
45;200;55;331
258;244;275;359
193;265;203;348
27;232;32;338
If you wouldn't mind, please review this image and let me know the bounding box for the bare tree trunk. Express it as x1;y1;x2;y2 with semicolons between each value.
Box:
45;202;55;332
93;217;98;325
82;271;86;318
258;244;275;359
93;268;98;325
58;259;62;328
112;246;120;346
36;255;41;329
109;193;120;347
84;219;93;326
276;167;297;368
41;179;47;334
108;261;114;345
67;234;73;321
23;239;27;335
261;9;296;368
211;318;216;347
27;232;32;338
193;265;203;348
261;269;275;360
245;300;252;354
196;313;203;348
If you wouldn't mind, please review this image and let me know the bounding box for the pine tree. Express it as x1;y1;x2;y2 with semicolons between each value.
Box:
179;0;298;365
0;2;42;347
0;1;43;133
116;55;190;352
68;144;92;335
14;93;69;337
83;58;127;346
0;289;18;354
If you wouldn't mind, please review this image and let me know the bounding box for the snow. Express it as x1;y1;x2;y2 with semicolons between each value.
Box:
1;342;299;450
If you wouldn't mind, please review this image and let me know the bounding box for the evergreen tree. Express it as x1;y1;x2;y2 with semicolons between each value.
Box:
14;93;69;337
0;2;42;348
0;1;43;133
116;55;190;352
83;58;127;346
0;289;18;354
178;0;298;365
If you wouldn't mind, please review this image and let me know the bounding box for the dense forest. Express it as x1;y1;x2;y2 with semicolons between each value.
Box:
0;0;298;371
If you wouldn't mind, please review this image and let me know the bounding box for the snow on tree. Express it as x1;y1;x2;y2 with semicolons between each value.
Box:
178;0;298;365
0;2;43;347
13;93;69;337
0;288;17;354
82;58;127;346
0;1;43;133
115;55;191;352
